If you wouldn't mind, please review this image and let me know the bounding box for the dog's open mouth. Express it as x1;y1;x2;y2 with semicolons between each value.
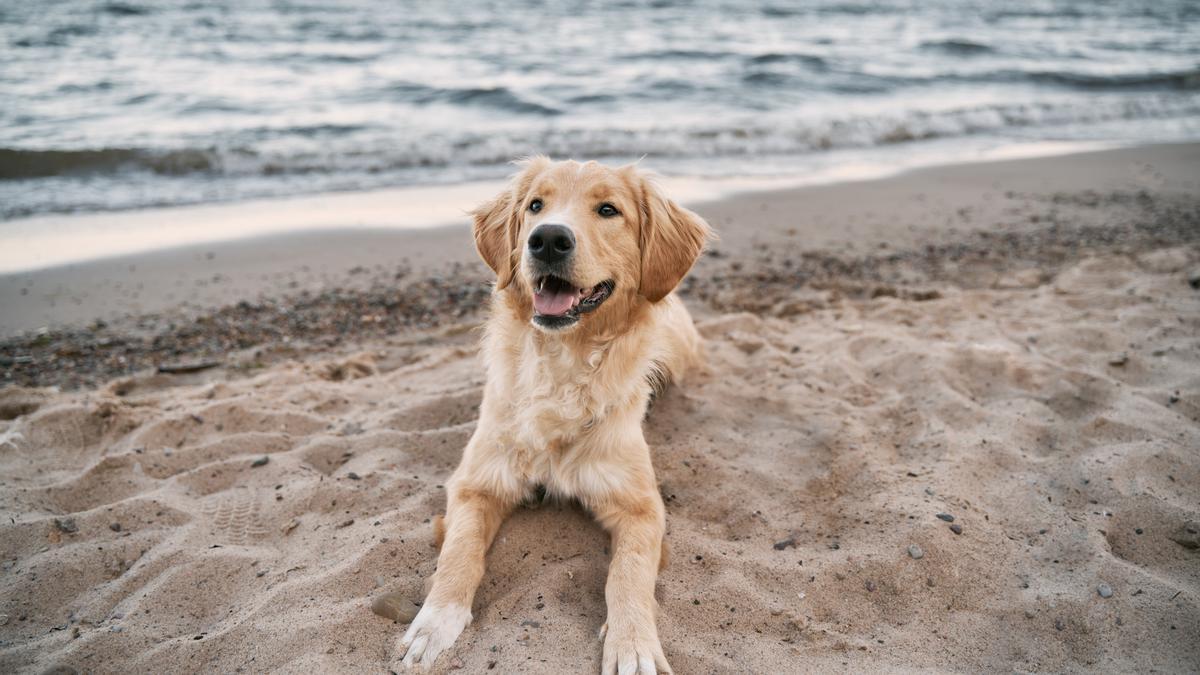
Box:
532;275;614;327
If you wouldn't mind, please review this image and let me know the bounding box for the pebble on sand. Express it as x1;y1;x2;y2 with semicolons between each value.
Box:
370;592;420;623
1098;584;1114;598
950;524;963;535
251;456;270;468
908;544;924;559
936;513;955;522
54;518;78;534
773;536;797;550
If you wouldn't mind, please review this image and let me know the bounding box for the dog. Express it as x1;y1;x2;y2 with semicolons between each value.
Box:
396;157;712;673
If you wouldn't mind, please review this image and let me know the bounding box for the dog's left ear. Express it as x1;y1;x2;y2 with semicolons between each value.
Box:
473;156;550;289
636;174;714;303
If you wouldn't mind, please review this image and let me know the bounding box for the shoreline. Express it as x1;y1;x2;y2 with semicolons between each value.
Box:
0;138;1133;277
2;141;1197;339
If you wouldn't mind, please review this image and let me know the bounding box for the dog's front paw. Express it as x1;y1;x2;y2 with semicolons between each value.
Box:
599;620;671;674
395;602;471;671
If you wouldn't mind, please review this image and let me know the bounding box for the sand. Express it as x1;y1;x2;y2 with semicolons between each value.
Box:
1;145;1199;673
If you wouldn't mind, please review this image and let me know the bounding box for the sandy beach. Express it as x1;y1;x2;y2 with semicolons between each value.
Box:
1;145;1198;673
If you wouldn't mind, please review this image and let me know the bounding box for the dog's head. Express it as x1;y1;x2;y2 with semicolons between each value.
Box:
473;157;712;333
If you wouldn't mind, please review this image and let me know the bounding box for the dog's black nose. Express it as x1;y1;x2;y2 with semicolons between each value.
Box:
527;223;575;264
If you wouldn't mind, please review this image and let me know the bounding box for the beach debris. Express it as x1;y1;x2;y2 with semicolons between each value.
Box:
370;592;420;623
54;518;78;534
936;513;955;522
949;523;963;535
251;456;269;468
157;360;222;374
773;535;797;550
1097;584;1114;598
907;544;924;559
281;518;300;534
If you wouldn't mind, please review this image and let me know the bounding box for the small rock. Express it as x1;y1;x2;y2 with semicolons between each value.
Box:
1024;609;1035;619
907;544;924;559
109;522;122;532
1188;269;1200;290
936;513;955;522
370;592;420;623
256;569;267;578
1168;521;1199;549
0;614;7;625
1108;353;1129;367
251;456;270;468
864;580;876;592
520;620;540;628
54;518;78;534
109;625;124;633
1097;584;1114;599
449;657;464;670
949;524;963;535
1055;619;1065;631
347;472;361;481
337;519;355;528
281;518;300;534
773;536;796;551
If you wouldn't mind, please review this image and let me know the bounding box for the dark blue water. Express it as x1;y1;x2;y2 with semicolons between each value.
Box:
2;0;1198;219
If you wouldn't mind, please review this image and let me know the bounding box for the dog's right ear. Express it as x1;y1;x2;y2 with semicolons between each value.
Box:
472;156;550;290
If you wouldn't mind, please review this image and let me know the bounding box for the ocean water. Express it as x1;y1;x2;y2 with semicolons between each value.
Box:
2;0;1198;220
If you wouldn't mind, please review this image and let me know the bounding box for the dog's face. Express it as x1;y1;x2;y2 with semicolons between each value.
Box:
473;157;711;333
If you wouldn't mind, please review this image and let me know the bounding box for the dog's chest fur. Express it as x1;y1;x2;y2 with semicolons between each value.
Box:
489;331;650;490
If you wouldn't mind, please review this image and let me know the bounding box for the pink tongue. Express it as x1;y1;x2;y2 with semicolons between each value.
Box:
533;287;578;316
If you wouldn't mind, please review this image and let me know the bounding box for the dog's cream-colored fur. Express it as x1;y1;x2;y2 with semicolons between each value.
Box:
396;157;711;673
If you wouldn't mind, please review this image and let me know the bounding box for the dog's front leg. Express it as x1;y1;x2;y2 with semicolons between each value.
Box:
397;484;511;670
591;473;671;674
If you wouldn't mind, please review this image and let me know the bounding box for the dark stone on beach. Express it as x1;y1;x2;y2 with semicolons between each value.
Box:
864;580;876;592
950;524;963;535
1108;353;1129;366
347;472;361;480
907;544;924;559
1187;269;1200;289
936;513;954;522
251;456;269;468
157;360;222;374
109;522;121;532
54;518;78;534
774;536;797;550
1097;584;1113;598
1055;618;1065;631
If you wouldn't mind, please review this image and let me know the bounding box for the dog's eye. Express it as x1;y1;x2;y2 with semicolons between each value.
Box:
528;198;543;213
597;203;619;218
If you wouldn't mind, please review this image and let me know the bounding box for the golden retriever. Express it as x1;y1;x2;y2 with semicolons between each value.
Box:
396;157;712;673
